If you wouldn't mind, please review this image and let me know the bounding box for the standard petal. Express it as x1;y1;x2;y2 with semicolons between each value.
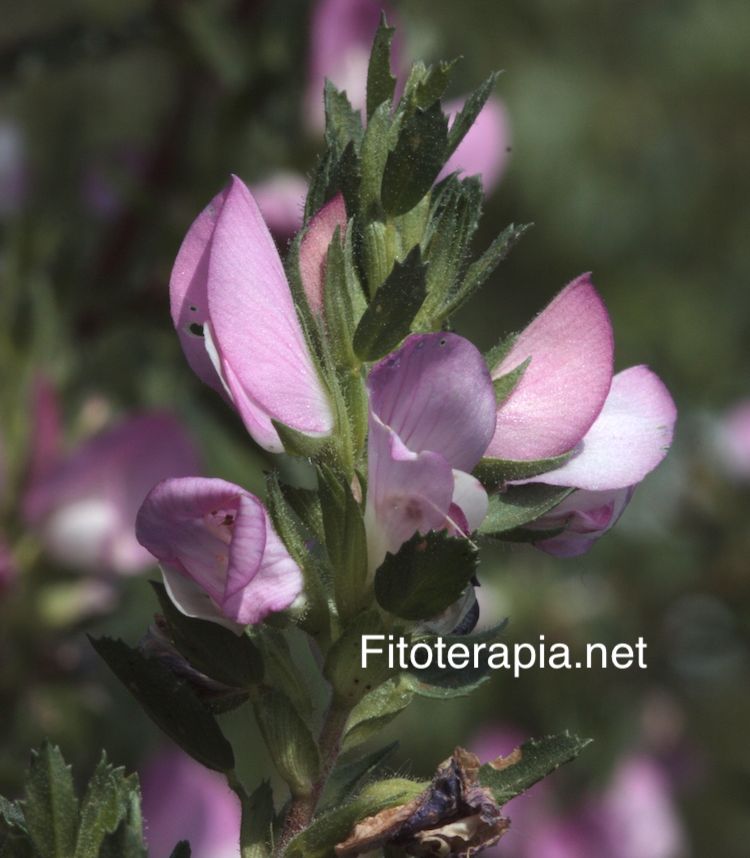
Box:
169;186;230;395
368;333;497;472
365;413;454;571
485;274;614;461
438;97;511;194
207;176;334;451
298;193;348;315
530;366;677;491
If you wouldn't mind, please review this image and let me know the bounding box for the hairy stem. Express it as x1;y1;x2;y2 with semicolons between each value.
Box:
274;702;351;855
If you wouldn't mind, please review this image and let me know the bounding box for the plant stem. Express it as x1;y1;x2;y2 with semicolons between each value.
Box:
274;702;351;855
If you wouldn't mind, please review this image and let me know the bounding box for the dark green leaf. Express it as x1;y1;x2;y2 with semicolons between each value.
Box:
360;102;395;219
254;628;314;720
253;688;320;798
271;419;331;459
324;82;364;157
317;464;369;622
366;15;396;120
342;676;415;751
322;743;399;810
0;797;25;834
493;356;530;405
22;742;79;858
413;58;460;109
353;245;427;361
324;612;395;707
478;733;592;805
74;755;134;858
381;102;448;216
473;452;575;489
90;637;235;773
445;71;499;159
279;485;325;543
151;581;263;689
98;788;147;858
479;484;574;536
238;781;274;858
374;531;478;621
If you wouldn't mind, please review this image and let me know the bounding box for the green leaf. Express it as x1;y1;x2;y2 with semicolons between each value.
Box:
151;581;264;689
353;245;427;361
374;531;478;621
478;733;592;805
404;621;508;699
413;58;460;109
90;637;235;773
473;453;574;489
254;628;314;720
98;788;147;858
317;464;369;623
324;612;395;707
324;82;364;157
479;484;574;537
22;742;79;858
381;101;448;216
168;844;191;858
238;781;274;858
366;14;396;120
279;484;325;543
493;356;530;405
305;148;337;222
271;419;331;459
343;676;414;752
253;688;320;798
360;102;396;220
74;754;134;858
445;71;499;159
441;222;530;319
323;226;365;370
0;797;26;834
285;779;424;858
322;742;399;810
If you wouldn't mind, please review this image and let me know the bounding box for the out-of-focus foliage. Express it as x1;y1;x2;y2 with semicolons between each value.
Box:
1;1;748;856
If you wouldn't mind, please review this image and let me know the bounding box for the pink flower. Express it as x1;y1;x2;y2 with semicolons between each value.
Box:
24;412;200;575
170;175;334;453
140;747;240;858
715;400;750;479
250;171;308;240
298;193;348;316
135;477;303;628
486;274;676;554
364;332;496;570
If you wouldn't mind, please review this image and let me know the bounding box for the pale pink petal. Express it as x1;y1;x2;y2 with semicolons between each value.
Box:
716;400;750;479
529;366;677;491
207;176;334;452
534;487;634;557
136;476;303;626
486;274;614;461
24;413;201;575
251;171;308;239
365;413;454;571
169;186;230;395
369;333;497;473
298;193;348;315
439;97;511;194
451;470;488;533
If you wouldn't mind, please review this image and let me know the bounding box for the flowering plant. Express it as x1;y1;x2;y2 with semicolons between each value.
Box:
0;17;675;858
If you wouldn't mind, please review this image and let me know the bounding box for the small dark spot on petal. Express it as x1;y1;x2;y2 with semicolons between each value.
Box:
189;305;198;312
439;338;447;346
188;322;204;337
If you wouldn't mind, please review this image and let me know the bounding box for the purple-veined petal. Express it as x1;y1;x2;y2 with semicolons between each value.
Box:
438;97;510;194
534;487;634;557
169;186;230;395
207;176;334;452
24;413;201;575
251;171;308;240
305;0;399;133
136;476;303;626
451;470;489;533
486;274;615;461
299;193;348;315
528;366;677;491
365;413;454;571
369;333;497;473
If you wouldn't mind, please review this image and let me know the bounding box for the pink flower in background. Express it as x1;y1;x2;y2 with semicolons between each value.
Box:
364;332;496;570
251;171;308;240
715;400;750;479
23;412;200;575
486;274;676;555
136;477;303;628
140;747;240;858
170;175;334;453
305;0;510;195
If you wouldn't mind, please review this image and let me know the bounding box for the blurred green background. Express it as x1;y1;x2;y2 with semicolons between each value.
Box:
1;1;749;855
